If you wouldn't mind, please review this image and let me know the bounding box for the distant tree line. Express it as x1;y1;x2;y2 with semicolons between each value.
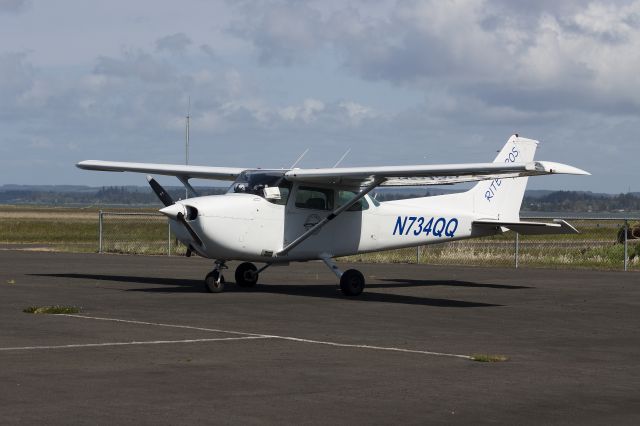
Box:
0;186;226;206
523;191;640;212
1;186;639;212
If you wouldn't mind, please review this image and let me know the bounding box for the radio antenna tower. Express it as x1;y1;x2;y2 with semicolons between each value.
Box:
185;96;190;199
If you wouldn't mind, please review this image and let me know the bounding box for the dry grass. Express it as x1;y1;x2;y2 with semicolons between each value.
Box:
471;354;509;362
23;305;81;314
1;206;637;269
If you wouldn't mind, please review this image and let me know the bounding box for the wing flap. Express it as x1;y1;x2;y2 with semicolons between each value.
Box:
77;160;244;181
473;219;579;235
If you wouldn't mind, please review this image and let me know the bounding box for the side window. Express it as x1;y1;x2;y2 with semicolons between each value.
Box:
338;190;369;211
267;181;292;206
295;186;334;210
273;185;291;206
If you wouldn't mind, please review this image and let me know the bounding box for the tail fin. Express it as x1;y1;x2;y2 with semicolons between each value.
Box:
469;135;538;221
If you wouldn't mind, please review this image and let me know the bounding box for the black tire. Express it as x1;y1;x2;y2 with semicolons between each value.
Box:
235;262;258;287
340;269;365;296
204;270;225;293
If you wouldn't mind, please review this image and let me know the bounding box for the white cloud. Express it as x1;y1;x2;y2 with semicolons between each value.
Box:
339;101;377;126
279;98;325;122
231;0;640;115
0;0;637;190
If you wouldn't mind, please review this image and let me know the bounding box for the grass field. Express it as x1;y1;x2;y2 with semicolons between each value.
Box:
1;205;638;270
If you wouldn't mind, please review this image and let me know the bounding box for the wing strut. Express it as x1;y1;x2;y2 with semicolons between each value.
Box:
276;177;385;257
178;176;199;197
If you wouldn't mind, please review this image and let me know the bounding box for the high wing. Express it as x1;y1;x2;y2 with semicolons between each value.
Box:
77;159;589;187
284;161;590;187
76;160;245;181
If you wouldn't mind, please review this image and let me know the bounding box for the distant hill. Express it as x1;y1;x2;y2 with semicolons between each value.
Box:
0;184;638;212
0;185;225;207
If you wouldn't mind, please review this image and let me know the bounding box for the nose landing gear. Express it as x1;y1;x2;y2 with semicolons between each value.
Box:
204;260;227;293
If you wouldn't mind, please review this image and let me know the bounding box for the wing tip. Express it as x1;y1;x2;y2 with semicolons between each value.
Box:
535;161;590;176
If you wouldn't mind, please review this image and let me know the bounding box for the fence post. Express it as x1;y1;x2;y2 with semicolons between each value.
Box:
624;220;628;271
98;210;103;254
514;232;519;269
168;222;172;256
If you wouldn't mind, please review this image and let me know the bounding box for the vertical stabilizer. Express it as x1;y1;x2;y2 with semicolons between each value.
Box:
469;135;538;221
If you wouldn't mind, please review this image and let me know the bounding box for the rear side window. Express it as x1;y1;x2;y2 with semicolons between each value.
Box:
295;186;334;210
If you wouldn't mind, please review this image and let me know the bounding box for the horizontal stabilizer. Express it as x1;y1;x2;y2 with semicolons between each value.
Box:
473;219;579;235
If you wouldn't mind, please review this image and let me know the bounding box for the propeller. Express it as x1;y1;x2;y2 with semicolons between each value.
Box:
174;209;204;247
147;176;204;248
147;175;174;207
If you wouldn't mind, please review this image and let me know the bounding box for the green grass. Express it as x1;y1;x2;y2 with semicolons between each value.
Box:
0;206;176;254
23;305;81;314
342;225;639;270
471;354;509;362
1;206;637;269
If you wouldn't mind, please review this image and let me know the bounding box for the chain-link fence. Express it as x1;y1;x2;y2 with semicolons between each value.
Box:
345;217;640;271
98;211;187;256
98;211;640;271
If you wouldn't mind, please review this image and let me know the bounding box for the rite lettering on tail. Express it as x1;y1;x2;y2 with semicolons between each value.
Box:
485;145;519;202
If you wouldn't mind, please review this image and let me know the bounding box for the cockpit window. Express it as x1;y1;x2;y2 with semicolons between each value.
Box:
228;171;291;205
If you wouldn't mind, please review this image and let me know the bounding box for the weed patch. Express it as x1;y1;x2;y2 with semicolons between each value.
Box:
23;305;81;314
471;354;509;362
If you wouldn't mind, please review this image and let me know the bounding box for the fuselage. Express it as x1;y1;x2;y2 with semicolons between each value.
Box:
169;184;496;262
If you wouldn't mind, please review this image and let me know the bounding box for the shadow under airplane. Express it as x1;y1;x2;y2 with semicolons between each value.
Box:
378;278;532;290
30;273;504;308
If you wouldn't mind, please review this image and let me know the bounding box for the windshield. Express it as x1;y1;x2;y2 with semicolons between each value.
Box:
228;171;291;205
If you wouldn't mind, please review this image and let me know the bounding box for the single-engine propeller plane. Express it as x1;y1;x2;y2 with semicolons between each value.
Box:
78;135;589;296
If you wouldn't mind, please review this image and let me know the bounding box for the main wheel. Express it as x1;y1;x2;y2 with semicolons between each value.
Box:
340;269;365;296
235;262;258;287
205;270;225;293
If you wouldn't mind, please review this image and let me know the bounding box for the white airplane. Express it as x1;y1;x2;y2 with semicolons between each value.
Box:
78;135;589;296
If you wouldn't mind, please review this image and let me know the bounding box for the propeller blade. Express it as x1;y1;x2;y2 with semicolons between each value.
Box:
176;212;204;247
147;175;174;207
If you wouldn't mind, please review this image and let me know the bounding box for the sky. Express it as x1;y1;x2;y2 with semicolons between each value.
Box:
0;0;638;192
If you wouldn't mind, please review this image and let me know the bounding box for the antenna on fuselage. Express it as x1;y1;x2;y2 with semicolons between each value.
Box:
290;148;309;168
333;148;351;168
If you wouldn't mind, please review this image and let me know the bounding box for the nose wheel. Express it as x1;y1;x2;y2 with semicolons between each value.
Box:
204;260;227;293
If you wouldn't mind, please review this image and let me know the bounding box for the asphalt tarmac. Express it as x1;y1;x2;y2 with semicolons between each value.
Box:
1;251;638;425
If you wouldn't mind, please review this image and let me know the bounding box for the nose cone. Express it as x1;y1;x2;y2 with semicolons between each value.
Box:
159;203;186;220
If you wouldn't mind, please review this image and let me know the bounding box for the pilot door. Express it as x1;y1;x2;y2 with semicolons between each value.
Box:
283;184;368;257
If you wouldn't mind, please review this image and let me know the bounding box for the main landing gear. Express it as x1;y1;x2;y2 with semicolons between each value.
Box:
339;269;365;296
204;258;365;297
321;256;366;296
204;261;269;293
235;262;259;287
